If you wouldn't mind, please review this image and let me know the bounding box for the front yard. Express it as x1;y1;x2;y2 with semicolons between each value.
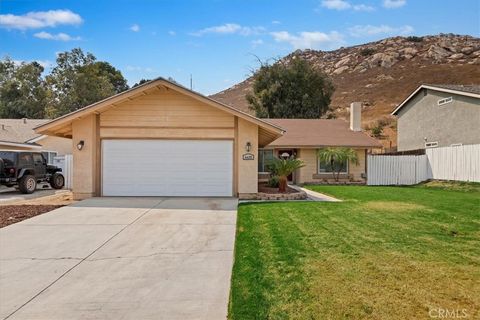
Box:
229;183;480;319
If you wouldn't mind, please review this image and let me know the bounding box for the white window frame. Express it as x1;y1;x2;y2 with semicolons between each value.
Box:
437;97;453;106
318;157;349;174
41;150;58;165
258;149;274;173
425;142;438;148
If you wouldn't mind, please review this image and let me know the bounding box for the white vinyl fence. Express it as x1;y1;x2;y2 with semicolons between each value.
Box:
368;144;480;185
367;155;428;185
53;154;73;189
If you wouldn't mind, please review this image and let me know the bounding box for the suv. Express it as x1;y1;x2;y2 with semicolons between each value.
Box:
0;151;65;194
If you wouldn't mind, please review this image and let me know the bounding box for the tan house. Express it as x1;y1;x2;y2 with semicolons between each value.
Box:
0;118;72;163
35;78;380;200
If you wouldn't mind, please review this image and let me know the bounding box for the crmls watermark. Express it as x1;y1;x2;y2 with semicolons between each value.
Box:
429;308;469;318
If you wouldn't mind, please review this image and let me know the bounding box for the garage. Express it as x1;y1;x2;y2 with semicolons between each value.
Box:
102;139;233;196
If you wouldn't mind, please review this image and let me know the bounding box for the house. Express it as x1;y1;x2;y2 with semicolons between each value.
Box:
392;84;480;151
34;78;380;200
0;118;72;163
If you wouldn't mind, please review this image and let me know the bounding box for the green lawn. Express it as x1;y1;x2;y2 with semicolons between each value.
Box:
229;182;480;319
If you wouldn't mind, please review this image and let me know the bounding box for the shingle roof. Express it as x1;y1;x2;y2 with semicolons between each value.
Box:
0;119;49;144
425;84;480;95
263;119;382;148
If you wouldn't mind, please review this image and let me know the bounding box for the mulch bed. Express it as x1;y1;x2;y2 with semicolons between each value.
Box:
0;205;63;228
258;183;298;194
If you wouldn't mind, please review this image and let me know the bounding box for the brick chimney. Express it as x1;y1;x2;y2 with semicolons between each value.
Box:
350;102;361;132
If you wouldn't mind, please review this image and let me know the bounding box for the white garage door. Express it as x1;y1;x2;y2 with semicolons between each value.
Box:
102;140;233;196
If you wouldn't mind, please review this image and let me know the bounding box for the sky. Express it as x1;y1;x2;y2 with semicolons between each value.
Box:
1;0;479;95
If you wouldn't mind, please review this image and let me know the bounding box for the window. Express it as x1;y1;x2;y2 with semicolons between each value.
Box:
437;97;453;106
41;151;58;164
425;141;438;148
18;153;33;166
33;153;44;163
258;149;274;173
318;158;348;174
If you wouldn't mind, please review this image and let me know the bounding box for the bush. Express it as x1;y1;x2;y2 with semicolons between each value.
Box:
360;48;375;56
406;36;423;42
371;125;383;138
267;176;280;188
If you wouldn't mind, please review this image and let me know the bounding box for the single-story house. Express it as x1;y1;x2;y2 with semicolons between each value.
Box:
34;78;380;200
392;84;480;151
0;118;72;163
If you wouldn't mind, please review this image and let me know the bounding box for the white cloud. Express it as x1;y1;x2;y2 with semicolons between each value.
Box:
383;0;406;8
0;9;82;30
130;24;140;32
13;59;53;69
33;31;81;41
272;20;281;25
191;23;265;36
348;24;414;37
168;30;176;36
126;65;155;73
321;0;351;10
320;0;374;11
251;39;264;48
271;30;345;50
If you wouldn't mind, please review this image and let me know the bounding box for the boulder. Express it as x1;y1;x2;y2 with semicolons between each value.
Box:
449;53;465;59
427;45;450;61
333;65;349;74
461;46;474;55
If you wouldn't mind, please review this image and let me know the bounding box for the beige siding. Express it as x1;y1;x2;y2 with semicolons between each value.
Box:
296;148;366;184
237;118;258;196
99;89;234;139
72;115;98;200
38;136;72;155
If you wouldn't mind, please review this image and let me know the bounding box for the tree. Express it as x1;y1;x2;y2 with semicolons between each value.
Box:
133;79;151;87
268;157;305;192
45;48;128;117
317;147;359;182
247;58;335;118
0;58;47;118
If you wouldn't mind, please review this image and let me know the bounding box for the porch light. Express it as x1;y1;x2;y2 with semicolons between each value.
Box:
281;152;290;159
245;142;251;152
77;140;85;151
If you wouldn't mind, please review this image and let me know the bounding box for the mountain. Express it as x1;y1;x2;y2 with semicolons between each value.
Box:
210;34;480;149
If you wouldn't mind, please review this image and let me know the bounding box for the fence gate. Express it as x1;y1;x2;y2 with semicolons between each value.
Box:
367;155;428;185
53;154;73;189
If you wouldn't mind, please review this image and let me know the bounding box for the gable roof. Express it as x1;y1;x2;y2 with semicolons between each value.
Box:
0;119;48;144
392;84;480;115
263;119;381;148
34;77;285;139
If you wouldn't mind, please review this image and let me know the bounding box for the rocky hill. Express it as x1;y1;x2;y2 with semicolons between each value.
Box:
211;34;480;149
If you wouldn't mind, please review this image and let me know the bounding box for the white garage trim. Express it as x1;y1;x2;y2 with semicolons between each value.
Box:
102;139;233;197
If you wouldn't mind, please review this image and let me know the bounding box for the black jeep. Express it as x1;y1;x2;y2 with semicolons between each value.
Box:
0;151;65;194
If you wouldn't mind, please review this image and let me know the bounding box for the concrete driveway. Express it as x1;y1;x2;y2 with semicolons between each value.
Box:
0;197;238;320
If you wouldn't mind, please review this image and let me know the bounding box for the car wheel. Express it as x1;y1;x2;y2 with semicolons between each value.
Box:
18;175;37;194
49;173;65;189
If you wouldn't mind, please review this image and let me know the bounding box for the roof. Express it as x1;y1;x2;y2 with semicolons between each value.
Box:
392;84;480;115
0;119;48;144
263;119;382;148
34;77;285;143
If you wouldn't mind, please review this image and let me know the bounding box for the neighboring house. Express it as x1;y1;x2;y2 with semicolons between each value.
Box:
0;118;72;163
392;84;480;151
35;78;380;200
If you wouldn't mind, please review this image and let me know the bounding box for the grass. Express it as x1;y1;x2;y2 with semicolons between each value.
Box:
229;182;480;319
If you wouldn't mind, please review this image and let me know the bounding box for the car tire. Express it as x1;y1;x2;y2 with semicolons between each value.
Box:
49;173;65;189
18;175;37;194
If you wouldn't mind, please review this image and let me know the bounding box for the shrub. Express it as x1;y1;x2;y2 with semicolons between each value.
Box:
360;48;375;56
406;36;423;42
371;125;383;138
267;176;280;188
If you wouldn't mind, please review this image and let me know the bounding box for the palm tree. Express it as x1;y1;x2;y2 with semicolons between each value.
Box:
317;147;359;182
268;157;305;192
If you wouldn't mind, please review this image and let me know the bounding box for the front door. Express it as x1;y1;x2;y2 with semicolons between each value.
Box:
277;149;296;182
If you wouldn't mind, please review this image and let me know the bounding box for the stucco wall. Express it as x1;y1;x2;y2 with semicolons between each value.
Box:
237;118;258;197
72;115;98;200
397;89;480;151
38;136;72;155
296;148;366;184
